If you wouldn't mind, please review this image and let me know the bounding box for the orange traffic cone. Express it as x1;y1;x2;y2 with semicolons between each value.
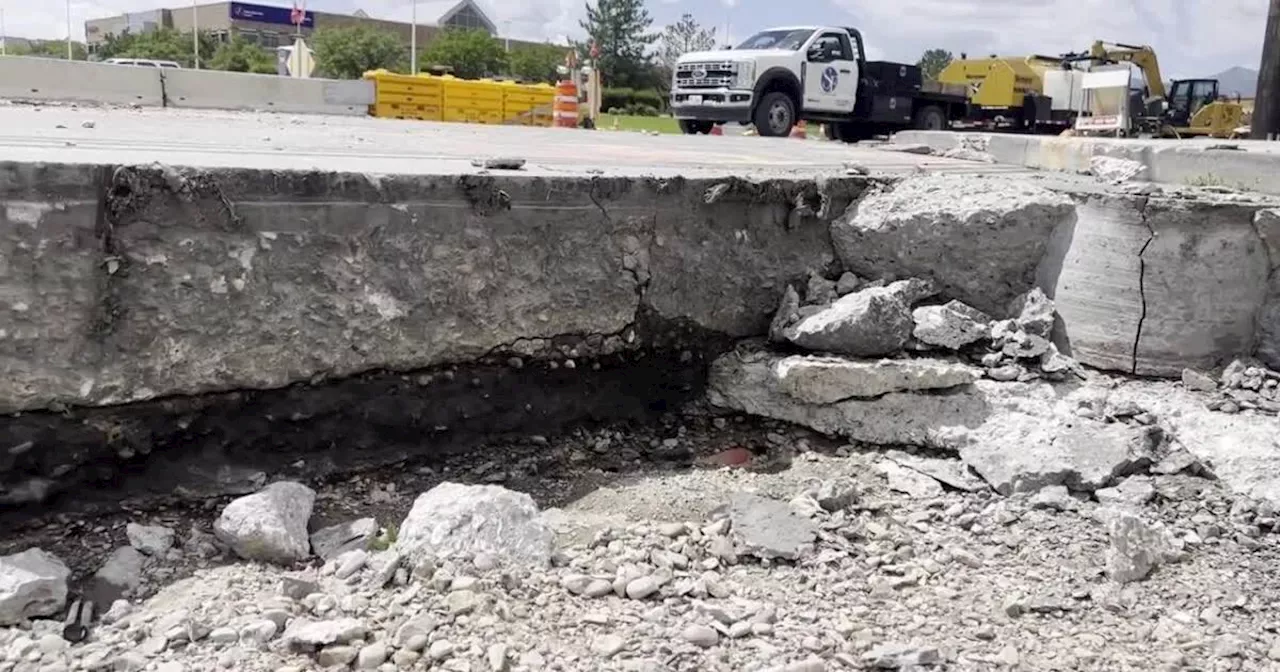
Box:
710;125;723;135
790;121;807;139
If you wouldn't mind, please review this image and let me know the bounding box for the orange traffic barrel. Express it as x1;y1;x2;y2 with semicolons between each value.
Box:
790;121;807;139
553;80;579;128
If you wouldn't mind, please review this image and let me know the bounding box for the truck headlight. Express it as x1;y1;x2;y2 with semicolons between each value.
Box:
733;61;756;89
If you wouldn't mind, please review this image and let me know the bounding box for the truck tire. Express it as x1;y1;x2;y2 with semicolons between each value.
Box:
678;119;714;135
754;92;796;137
912;105;947;131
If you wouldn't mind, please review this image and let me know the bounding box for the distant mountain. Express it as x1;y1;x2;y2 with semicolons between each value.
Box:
1207;66;1258;98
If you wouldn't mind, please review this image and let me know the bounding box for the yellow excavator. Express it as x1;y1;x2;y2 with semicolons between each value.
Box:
1072;41;1246;138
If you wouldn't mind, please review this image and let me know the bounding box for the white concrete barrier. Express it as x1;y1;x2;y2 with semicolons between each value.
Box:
0;56;163;106
162;69;373;116
894;130;1280;195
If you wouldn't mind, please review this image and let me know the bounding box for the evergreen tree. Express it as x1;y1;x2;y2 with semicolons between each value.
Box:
578;0;658;88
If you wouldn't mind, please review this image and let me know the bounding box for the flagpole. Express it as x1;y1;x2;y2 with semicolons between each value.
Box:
66;0;73;59
410;0;418;75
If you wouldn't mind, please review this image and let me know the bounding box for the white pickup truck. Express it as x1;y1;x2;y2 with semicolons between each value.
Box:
670;26;967;140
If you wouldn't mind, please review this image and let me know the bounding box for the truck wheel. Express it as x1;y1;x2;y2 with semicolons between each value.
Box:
912;105;947;131
754;92;796;137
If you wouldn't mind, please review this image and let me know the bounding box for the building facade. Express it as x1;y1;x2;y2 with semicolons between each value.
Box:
85;0;505;54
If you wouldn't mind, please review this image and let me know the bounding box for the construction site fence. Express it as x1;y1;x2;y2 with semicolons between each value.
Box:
364;70;557;127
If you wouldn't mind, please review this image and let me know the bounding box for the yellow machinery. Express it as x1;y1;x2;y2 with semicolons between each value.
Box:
936;55;1060;110
938;41;1247;137
1077;41;1246;138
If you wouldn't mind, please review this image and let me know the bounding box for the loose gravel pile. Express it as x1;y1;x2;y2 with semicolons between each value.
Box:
4;422;1280;672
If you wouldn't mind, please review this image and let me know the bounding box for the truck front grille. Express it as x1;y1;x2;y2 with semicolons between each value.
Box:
674;62;736;89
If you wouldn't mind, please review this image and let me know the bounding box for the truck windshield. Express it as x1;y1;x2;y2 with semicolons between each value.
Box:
737;29;814;51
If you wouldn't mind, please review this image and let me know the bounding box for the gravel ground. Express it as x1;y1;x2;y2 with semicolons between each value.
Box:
3;408;1279;672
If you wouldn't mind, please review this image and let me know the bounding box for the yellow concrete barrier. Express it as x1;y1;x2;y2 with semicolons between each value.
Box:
365;71;554;127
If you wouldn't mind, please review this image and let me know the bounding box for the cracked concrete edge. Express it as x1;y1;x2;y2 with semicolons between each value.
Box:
1131;196;1155;375
0;162;875;414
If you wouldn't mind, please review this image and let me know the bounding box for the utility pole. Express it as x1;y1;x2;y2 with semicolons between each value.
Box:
1255;0;1280;139
1;9;7;57
410;0;418;75
66;0;73;59
193;0;200;69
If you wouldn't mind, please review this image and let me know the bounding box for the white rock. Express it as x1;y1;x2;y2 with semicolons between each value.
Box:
427;639;454;661
281;618;367;649
395;482;553;567
126;524;175;556
92;547;146;600
774;355;979;404
681;624;719;649
876;460;944;499
912;300;991;349
0;548;70;625
861;643;942;668
784;280;934;357
214;481;315;564
1106;511;1177;583
356;642;390;669
1089;155;1146;184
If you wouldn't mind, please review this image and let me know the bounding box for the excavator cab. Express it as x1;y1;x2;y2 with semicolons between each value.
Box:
1165;79;1220;127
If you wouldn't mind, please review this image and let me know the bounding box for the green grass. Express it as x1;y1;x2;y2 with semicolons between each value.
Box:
599;114;681;134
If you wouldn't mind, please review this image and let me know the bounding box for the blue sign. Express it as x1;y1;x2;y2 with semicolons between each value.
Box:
820;66;838;93
229;2;314;28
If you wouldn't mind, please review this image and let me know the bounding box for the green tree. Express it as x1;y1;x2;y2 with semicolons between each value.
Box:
508;43;567;83
311;25;406;79
578;0;658;89
209;36;277;74
12;40;87;60
918;48;954;81
658;14;715;71
420;28;507;79
102;28;214;68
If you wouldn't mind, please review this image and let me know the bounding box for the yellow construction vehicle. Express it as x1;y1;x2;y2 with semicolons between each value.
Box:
936;54;1081;131
1074;41;1246;138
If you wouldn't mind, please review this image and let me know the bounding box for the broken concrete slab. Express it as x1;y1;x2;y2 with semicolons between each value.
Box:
1116;382;1280;503
784;280;934;357
727;493;818;561
708;351;998;449
957;420;1160;495
1008;288;1055;338
832;174;1075;315
773;355;979;404
912;301;991;350
1095;476;1156;508
883;451;987;492
1256;209;1280;371
877;460;944;499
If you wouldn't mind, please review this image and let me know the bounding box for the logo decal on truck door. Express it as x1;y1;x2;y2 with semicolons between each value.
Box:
820;66;838;93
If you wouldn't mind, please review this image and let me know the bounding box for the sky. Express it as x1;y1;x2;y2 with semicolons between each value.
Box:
2;0;1267;78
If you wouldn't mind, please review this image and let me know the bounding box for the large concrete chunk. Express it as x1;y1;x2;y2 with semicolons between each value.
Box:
912;301;991;349
831;174;1074;315
774;355;979;404
1047;194;1273;376
214;481;316;565
1105;511;1176;583
395;482;553;567
958;420;1160;495
1255;209;1280;370
783;280;930;356
0;548;70;625
708;351;1002;449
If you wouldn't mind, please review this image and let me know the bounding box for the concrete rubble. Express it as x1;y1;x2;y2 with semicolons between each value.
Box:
213;481;316;565
395;482;554;567
4;136;1280;672
0;549;69;626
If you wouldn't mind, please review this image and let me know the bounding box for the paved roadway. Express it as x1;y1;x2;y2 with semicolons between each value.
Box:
0;104;1032;179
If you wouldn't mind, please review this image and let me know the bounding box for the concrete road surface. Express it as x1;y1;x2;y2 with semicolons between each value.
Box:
0;104;1032;179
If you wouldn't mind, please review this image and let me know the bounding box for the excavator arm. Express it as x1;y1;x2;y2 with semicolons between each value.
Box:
1086;41;1166;99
